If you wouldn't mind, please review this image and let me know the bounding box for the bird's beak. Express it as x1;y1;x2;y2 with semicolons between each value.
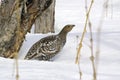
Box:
71;25;75;27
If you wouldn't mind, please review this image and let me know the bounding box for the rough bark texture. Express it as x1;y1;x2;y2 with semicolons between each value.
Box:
34;0;55;33
0;0;53;58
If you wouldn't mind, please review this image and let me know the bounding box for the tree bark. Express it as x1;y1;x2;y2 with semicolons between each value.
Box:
0;0;53;58
34;0;55;33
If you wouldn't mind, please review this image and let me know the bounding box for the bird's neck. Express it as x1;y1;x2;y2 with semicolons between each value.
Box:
58;31;68;40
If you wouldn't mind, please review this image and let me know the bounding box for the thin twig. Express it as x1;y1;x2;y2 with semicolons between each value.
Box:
75;0;94;64
95;0;108;76
15;52;19;80
85;0;97;79
85;0;88;13
110;0;113;18
89;22;97;80
76;35;82;80
78;61;82;80
104;0;109;17
15;0;20;80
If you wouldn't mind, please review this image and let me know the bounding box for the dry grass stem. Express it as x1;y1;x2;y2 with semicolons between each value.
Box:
76;35;82;80
110;0;113;18
14;0;20;80
89;22;97;80
104;0;109;17
75;0;94;64
78;61;82;80
85;0;88;13
95;0;108;75
15;52;19;80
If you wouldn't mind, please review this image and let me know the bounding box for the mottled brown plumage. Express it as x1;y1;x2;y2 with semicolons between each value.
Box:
24;24;75;60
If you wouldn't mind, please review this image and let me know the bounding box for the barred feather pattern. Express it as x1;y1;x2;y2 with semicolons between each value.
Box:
24;35;66;60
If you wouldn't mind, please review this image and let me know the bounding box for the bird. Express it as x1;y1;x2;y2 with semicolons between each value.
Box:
24;24;75;60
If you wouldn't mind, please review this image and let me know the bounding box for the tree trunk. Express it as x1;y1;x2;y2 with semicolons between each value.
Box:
34;0;55;33
0;0;53;58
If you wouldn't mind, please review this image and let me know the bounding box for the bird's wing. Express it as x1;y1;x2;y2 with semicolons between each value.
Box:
39;35;61;55
24;35;61;60
24;41;43;59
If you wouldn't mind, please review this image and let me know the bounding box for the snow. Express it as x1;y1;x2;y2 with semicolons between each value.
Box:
0;0;120;80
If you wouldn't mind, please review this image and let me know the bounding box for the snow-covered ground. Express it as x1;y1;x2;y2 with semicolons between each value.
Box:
0;0;120;80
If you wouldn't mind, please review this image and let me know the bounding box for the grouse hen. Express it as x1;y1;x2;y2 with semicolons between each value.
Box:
24;24;75;60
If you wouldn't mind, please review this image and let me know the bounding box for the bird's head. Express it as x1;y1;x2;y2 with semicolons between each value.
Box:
58;24;75;36
62;24;75;33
